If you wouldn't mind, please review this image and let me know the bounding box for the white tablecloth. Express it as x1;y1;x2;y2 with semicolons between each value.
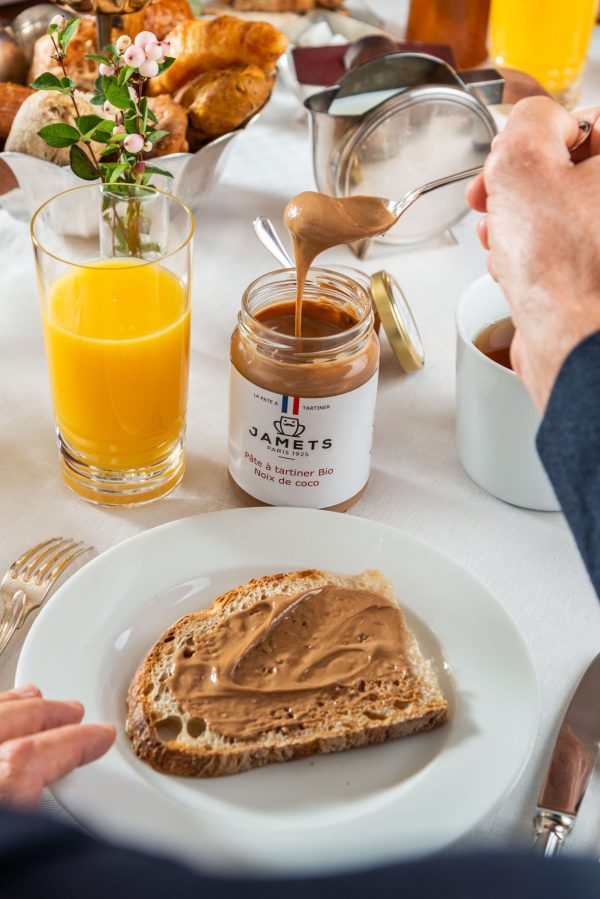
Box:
2;0;600;859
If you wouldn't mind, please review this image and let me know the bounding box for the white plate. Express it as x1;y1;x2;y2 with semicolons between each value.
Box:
16;508;538;876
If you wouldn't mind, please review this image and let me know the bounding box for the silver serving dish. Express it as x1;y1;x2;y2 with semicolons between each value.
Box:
1;6;264;217
1;112;258;216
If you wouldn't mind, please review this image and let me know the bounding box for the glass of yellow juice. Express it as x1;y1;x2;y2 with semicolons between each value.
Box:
31;184;194;506
490;0;598;107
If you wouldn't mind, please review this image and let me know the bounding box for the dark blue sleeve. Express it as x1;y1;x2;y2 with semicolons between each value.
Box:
537;331;600;596
2;805;600;899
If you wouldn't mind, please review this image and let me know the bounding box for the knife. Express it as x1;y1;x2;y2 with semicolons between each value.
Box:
533;652;600;856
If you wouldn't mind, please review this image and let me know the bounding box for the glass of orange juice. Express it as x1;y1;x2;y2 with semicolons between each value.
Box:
490;0;598;107
31;184;194;506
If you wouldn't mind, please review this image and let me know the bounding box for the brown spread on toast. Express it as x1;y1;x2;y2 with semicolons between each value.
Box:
168;585;411;740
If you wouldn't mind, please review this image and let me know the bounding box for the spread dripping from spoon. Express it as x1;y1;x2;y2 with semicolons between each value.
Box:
283;191;396;337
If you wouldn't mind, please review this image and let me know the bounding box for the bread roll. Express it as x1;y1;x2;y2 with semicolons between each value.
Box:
147;94;189;155
176;64;273;140
29;18;122;93
215;0;342;9
6;90;101;165
0;83;34;139
149;16;288;95
122;0;194;42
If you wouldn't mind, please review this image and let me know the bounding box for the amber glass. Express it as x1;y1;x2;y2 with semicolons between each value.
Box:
407;0;491;69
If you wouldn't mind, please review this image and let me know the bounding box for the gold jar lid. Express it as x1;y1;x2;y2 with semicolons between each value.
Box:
370;270;425;373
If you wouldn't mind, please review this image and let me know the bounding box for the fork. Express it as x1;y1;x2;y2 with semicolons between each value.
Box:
0;538;94;658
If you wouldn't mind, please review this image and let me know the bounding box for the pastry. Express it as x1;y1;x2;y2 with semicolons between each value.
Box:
0;83;34;139
122;0;194;42
176;64;273;139
29;18;123;94
147;93;189;155
216;0;345;9
149;15;288;95
6;90;102;165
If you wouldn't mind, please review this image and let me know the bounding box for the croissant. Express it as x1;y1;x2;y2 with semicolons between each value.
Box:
149;16;288;95
214;0;344;9
176;64;273;141
122;0;194;42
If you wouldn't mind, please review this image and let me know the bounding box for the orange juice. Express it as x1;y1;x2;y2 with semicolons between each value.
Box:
42;259;190;474
490;0;597;105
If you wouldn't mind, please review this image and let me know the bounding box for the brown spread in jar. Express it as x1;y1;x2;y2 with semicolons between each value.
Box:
283;191;396;336
229;267;379;511
169;585;412;741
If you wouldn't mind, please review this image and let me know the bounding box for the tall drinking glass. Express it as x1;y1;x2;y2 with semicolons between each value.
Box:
490;0;598;107
31;184;194;506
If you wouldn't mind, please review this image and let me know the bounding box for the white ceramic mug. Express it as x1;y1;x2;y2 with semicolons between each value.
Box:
456;275;560;512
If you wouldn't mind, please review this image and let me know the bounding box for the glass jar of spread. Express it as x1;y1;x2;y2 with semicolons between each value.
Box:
229;268;379;512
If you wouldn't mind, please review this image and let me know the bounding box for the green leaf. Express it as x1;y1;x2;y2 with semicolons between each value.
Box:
48;23;59;35
58;18;80;54
100;144;118;156
90;119;120;143
157;56;175;76
84;53;111;64
144;165;173;178
145;129;168;143
30;72;62;91
146;107;158;125
90;95;105;106
89;132;111;144
94;118;116;133
70;144;98;181
140;97;148;132
109;162;129;182
104;79;131;110
38;123;80;148
118;65;134;86
108;131;128;142
76;114;105;136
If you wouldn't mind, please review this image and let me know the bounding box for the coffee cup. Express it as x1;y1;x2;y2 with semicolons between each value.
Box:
455;274;560;512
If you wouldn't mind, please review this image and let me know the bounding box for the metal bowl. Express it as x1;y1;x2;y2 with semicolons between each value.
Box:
0;109;260;218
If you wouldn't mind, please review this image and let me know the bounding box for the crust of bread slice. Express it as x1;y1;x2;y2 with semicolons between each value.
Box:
126;569;448;777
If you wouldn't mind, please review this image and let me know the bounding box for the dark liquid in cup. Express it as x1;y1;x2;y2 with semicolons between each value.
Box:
473;316;515;370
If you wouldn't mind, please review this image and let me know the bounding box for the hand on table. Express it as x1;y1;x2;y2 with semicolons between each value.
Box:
0;683;115;808
466;97;600;412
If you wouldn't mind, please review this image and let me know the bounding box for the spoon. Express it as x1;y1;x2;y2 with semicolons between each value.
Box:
356;120;592;257
252;169;494;268
254;120;592;263
383;120;593;220
379;164;484;223
252;215;293;268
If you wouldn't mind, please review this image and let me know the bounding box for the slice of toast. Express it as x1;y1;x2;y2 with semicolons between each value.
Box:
126;569;448;777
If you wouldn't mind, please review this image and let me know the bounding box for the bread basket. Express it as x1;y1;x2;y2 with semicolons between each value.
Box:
0;4;277;217
0;107;261;217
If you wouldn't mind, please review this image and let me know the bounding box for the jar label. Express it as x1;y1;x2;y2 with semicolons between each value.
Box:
228;365;378;509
